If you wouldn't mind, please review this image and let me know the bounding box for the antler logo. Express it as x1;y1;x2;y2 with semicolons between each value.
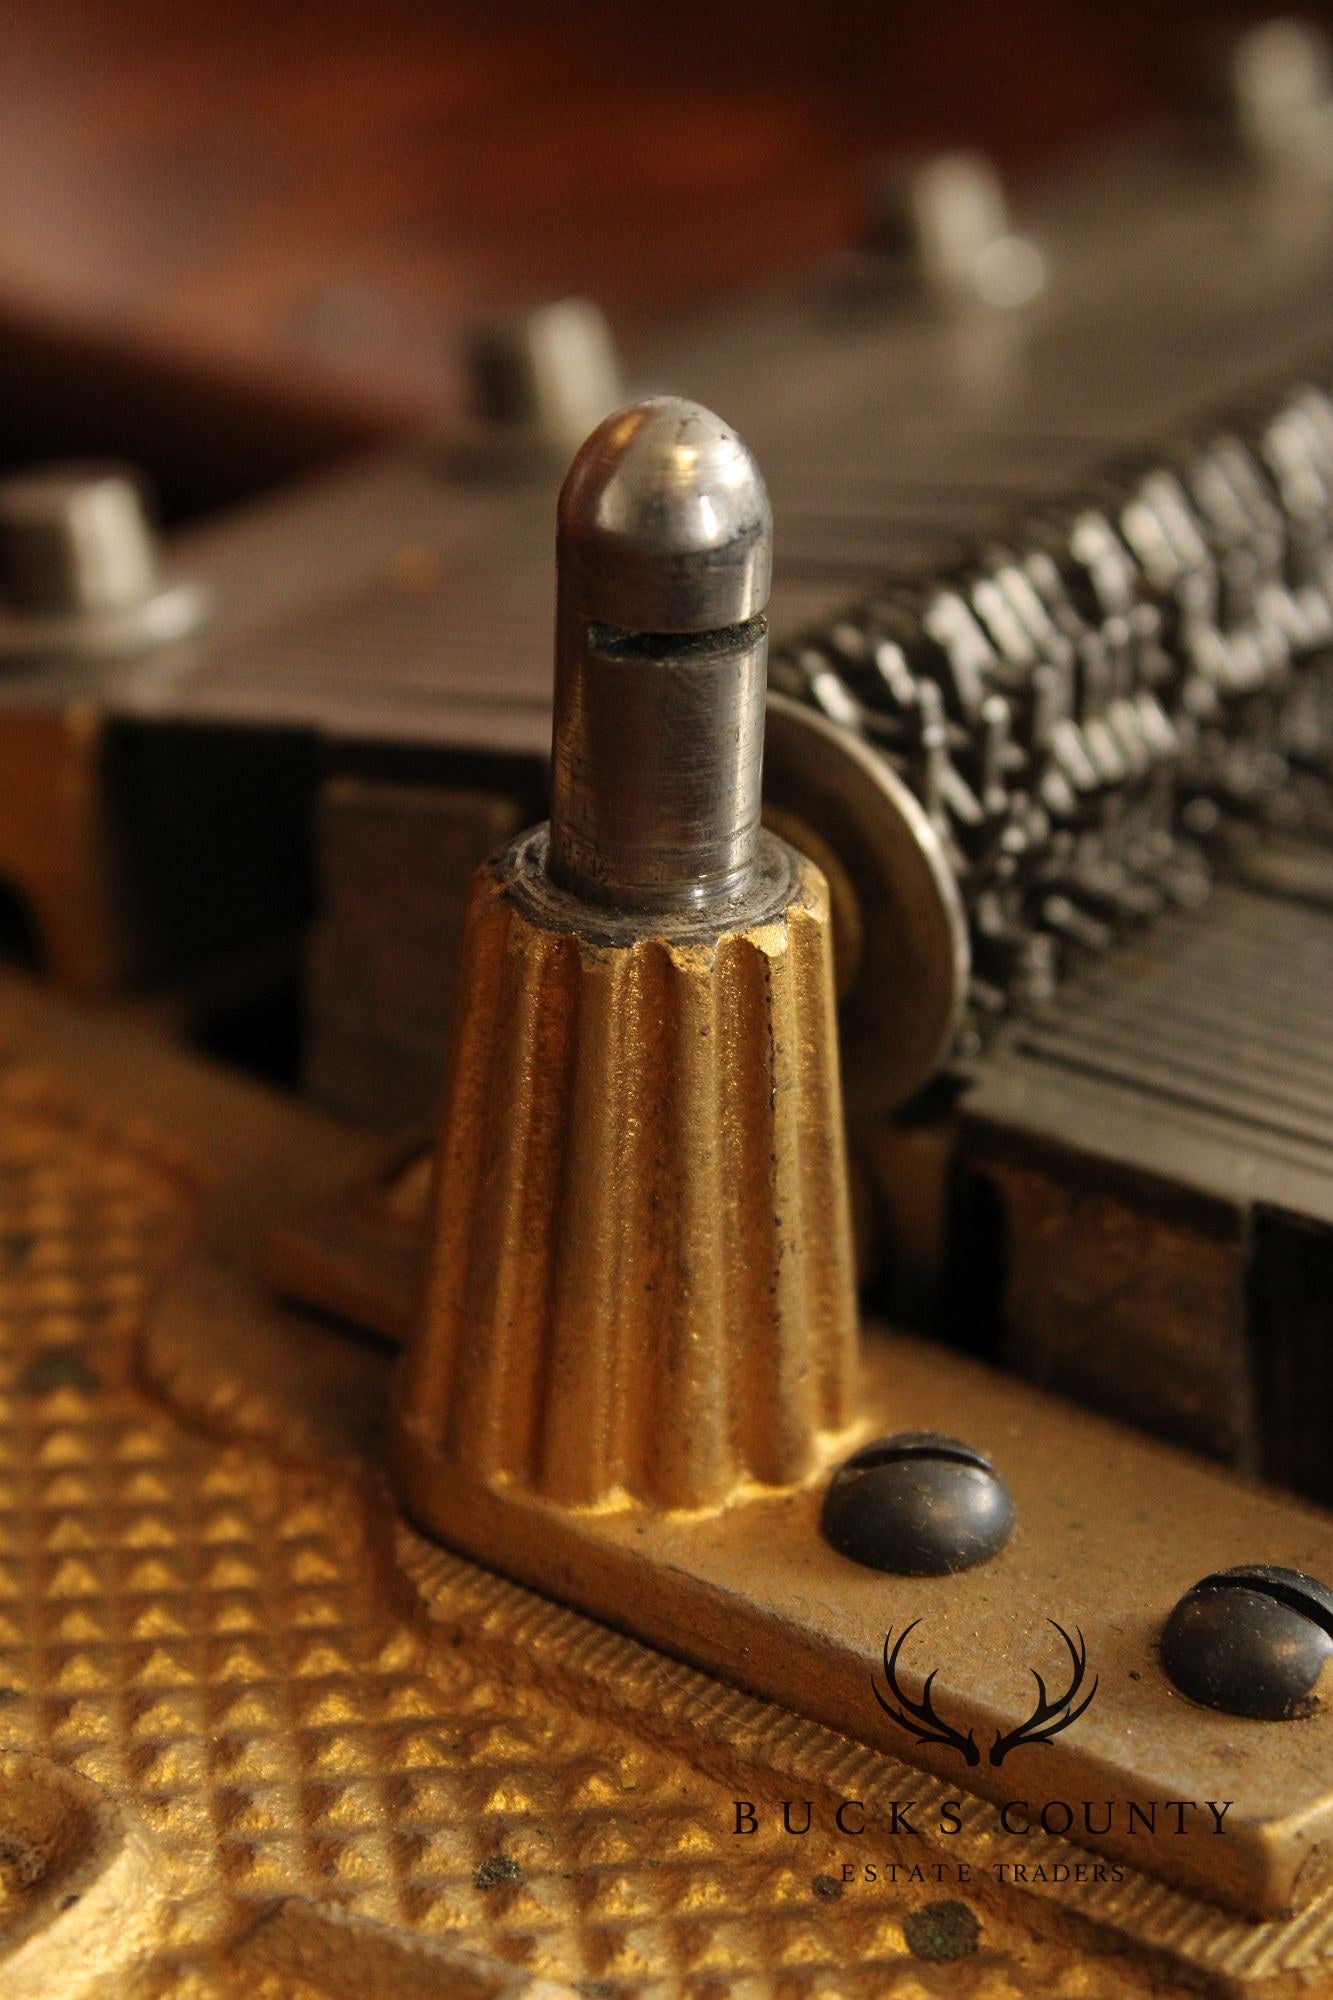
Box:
873;1619;1098;1767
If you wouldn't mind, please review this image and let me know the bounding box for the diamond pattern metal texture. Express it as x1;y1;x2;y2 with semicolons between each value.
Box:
0;1045;1295;1997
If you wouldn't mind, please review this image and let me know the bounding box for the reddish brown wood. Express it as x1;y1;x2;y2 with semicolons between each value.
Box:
0;0;1328;470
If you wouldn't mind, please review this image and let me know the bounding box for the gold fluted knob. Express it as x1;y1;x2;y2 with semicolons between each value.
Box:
391;399;858;1534
394;830;856;1513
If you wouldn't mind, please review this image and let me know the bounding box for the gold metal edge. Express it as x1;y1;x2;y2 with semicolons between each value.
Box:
391;1326;1333;1924
397;1526;1333;1983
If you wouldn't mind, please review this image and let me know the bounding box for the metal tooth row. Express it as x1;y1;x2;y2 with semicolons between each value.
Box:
770;378;1333;1057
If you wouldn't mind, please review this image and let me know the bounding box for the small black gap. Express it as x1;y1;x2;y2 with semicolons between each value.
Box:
0;881;45;973
941;1156;1007;1366
1195;1569;1333;1639
186;963;306;1092
1248;1205;1333;1510
849;1438;991;1473
588;615;766;661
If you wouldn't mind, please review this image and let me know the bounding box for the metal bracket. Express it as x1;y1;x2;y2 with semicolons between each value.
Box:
394;1328;1333;1920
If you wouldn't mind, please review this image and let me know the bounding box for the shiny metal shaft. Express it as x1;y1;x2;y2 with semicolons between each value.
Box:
549;399;772;913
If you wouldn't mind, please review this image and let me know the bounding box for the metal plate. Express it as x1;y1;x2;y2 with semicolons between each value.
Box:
763;693;969;1112
0;968;1269;1999
394;1329;1333;1920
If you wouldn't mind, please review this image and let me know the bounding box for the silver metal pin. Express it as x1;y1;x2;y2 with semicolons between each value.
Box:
548;398;771;913
466;298;624;458
1215;18;1333;175
0;464;161;618
865;152;1046;310
0;462;208;660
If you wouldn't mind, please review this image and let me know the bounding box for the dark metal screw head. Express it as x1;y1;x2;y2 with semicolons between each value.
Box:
1160;1565;1333;1721
820;1431;1014;1577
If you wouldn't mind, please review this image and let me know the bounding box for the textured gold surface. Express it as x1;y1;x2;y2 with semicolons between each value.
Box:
393;1305;1333;1918
0;983;1327;1995
397;846;856;1512
401;1534;1333;1988
382;859;1333;1919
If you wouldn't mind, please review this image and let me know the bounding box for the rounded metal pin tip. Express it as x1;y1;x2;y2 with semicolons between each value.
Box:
0;464;160;618
1198;19;1333;173
557;397;771;633
550;398;773;913
865;151;1045;310
0;461;210;660
466;296;624;456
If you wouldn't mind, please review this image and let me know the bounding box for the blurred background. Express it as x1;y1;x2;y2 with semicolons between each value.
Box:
3;1;1333;1483
5;0;1333;516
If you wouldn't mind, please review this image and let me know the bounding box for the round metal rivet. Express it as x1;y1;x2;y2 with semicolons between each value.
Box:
1160;1565;1333;1721
820;1430;1014;1577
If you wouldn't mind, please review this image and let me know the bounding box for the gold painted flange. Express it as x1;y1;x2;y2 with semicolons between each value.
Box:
395;1326;1333;1921
392;828;858;1515
389;807;1333;1924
